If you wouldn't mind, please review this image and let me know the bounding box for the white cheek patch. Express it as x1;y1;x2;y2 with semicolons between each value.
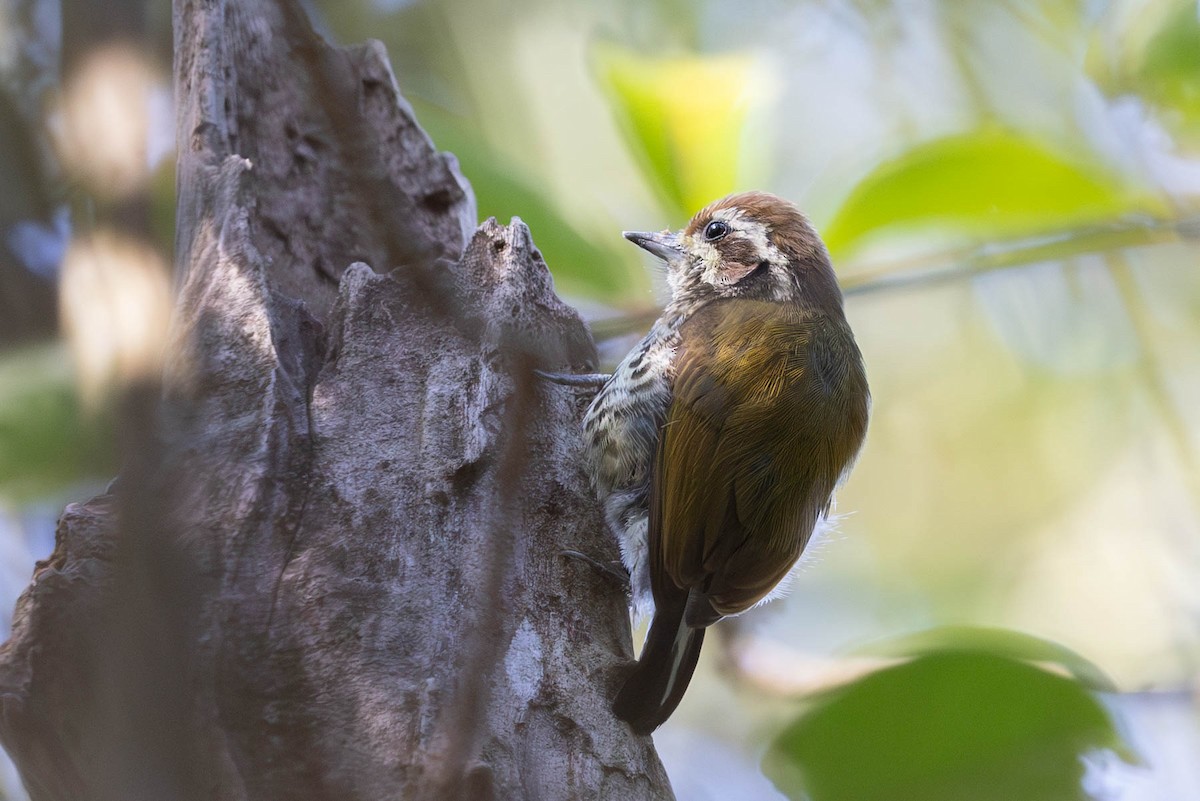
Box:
684;234;723;286
734;220;788;269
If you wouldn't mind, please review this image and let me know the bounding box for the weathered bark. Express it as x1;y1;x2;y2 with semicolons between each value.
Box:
0;1;672;799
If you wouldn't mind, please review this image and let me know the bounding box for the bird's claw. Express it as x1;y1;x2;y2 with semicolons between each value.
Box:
560;549;631;590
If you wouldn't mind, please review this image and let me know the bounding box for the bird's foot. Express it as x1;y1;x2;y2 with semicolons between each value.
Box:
560;549;631;590
534;369;610;389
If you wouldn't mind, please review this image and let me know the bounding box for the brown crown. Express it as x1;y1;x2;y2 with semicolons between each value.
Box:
684;191;827;265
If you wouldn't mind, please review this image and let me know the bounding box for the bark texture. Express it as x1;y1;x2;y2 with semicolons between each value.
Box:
0;1;673;799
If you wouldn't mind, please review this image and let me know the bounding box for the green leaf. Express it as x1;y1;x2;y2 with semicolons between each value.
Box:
1133;0;1200;133
0;344;116;501
593;43;773;217
823;128;1167;256
853;625;1116;691
1088;0;1200;140
764;650;1129;801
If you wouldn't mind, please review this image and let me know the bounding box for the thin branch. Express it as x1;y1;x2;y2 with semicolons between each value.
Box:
841;215;1200;297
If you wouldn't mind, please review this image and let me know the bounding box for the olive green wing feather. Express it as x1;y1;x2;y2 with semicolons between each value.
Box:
650;300;852;617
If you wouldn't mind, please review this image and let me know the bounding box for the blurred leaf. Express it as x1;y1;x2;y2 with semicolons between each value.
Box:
764;650;1129;801
854;625;1116;691
1133;0;1200;134
823;128;1167;256
417;107;644;302
593;43;772;217
0;344;115;501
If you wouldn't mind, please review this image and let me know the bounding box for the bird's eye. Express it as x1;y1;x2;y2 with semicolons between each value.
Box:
703;220;730;241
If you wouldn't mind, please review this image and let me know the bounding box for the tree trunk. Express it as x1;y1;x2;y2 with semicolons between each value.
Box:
0;1;673;799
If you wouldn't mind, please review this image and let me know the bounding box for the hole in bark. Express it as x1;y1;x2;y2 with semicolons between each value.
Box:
464;764;496;801
293;151;315;172
421;187;455;212
451;458;485;493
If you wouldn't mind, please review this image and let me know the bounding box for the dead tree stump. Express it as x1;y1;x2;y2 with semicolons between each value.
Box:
0;2;673;799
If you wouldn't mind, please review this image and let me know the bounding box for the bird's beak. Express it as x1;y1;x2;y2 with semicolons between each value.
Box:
623;230;685;263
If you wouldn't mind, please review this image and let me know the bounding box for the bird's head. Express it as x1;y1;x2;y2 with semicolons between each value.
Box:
624;191;843;311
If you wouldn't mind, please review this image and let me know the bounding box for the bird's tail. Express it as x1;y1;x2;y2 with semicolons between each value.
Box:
612;593;706;734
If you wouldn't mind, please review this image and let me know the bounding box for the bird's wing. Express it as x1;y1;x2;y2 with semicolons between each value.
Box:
650;299;854;617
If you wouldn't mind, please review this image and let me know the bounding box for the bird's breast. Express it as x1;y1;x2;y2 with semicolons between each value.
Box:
583;322;678;498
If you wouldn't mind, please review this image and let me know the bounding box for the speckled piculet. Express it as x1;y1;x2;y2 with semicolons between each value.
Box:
582;191;870;734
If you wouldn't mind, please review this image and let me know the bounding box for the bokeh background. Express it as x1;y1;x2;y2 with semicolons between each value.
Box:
2;0;1199;798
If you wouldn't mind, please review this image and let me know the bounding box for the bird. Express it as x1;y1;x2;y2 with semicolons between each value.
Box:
580;191;870;734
